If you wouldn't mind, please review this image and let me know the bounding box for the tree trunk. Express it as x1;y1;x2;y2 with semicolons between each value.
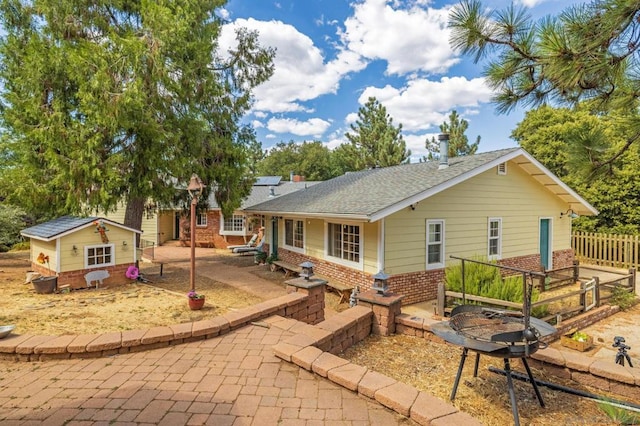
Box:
124;197;145;246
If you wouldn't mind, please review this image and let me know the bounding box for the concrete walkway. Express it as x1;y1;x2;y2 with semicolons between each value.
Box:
0;246;419;425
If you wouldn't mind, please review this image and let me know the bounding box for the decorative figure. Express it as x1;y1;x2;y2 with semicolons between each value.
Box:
94;220;109;243
349;286;360;307
125;266;139;280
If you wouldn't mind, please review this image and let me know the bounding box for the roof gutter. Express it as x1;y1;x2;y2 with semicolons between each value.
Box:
244;211;371;222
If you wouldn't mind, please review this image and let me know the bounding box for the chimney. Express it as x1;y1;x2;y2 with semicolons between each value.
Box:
292;175;305;182
438;133;449;170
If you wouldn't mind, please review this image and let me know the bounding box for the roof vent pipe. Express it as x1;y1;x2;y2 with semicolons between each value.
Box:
269;186;275;197
290;171;294;181
438;133;450;170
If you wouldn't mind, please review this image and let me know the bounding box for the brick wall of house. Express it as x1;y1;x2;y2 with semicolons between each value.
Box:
277;248;575;305
178;211;251;249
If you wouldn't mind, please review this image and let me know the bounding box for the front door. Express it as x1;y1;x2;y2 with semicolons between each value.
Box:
539;218;551;270
271;217;278;257
174;212;181;240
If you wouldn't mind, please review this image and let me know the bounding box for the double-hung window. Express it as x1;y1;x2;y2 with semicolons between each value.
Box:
327;222;360;264
284;219;304;251
426;220;445;269
196;213;208;227
222;214;245;234
488;218;502;260
85;244;115;269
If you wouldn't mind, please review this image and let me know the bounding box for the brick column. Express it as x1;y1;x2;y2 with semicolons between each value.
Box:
285;277;326;325
356;290;404;336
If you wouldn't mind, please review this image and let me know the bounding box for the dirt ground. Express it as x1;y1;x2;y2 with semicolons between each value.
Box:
0;251;638;425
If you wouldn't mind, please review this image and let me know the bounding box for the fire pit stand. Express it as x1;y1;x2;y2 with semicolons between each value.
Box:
432;258;556;426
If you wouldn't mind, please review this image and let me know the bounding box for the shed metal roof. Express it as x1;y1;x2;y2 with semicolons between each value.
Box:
21;216;142;242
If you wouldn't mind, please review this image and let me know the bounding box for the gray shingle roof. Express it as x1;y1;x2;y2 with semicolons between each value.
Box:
244;148;521;219
207;181;319;209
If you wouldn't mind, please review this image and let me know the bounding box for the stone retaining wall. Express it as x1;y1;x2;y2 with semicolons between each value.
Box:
0;292;313;362
394;305;640;399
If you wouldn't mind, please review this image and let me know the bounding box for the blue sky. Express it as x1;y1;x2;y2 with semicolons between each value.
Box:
221;0;584;161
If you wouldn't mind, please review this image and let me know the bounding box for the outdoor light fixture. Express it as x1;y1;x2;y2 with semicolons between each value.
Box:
299;261;315;280
72;245;78;255
187;174;206;292
560;209;579;219
122;241;127;246
371;270;389;295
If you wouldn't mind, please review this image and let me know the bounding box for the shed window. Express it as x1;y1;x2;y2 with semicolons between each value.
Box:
426;220;445;269
85;244;115;268
327;222;360;264
284;219;304;250
488;218;502;260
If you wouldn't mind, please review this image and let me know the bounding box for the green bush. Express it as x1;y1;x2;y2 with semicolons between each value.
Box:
10;241;30;251
610;286;637;310
445;257;547;316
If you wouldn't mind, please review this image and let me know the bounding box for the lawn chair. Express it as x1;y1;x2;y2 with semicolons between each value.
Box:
227;233;258;251
233;235;265;254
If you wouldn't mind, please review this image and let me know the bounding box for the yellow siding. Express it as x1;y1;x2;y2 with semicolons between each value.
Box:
100;201;161;245
30;240;57;273
305;219;325;259
363;222;379;274
59;225;137;273
157;211;175;244
385;162;569;274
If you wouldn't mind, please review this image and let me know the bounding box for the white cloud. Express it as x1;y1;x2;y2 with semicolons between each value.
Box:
267;117;332;137
357;76;493;132
345;112;358;125
341;0;458;75
217;8;230;20
518;0;546;7
221;18;367;114
251;120;264;129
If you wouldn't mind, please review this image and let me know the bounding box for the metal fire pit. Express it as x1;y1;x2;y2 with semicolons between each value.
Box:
432;258;557;426
432;306;555;426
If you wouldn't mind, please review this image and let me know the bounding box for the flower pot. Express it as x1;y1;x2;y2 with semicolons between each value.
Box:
189;297;205;310
32;276;58;294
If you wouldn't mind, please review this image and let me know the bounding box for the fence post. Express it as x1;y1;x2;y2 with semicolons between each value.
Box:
594;276;600;307
629;268;636;294
572;259;579;283
437;282;445;317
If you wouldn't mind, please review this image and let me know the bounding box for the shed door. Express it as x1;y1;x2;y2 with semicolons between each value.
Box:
539;218;551;270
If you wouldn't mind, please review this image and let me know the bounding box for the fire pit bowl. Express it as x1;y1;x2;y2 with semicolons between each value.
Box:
0;325;16;339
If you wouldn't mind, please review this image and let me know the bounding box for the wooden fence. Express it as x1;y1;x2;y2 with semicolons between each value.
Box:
573;231;640;269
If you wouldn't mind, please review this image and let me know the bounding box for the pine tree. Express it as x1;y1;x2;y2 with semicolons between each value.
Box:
0;0;274;229
340;97;411;171
449;0;640;171
425;110;480;160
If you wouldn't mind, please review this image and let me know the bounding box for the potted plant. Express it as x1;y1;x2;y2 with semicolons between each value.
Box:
187;290;205;310
32;252;57;294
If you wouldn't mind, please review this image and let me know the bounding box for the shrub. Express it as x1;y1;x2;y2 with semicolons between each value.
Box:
10;241;30;251
445;257;547;316
610;285;637;310
0;204;27;247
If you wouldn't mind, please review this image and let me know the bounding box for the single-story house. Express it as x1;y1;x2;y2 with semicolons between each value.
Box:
21;216;141;289
103;175;316;249
244;147;598;305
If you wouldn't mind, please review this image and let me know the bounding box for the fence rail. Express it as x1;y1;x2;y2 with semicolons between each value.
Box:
573;231;640;269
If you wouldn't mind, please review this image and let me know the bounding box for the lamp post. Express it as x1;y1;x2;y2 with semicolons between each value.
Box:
187;174;205;292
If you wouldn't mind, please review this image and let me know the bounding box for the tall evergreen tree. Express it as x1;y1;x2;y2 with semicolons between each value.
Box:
339;97;410;171
425;110;480;160
257;140;338;181
0;0;274;228
449;0;640;172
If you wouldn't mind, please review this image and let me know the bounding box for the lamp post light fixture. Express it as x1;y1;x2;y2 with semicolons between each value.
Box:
371;270;389;295
187;174;205;292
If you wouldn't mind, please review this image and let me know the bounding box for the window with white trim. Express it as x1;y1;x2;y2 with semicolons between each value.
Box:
85;244;115;268
223;214;244;232
327;222;360;263
284;219;304;250
488;218;502;260
426;220;445;269
196;213;207;227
